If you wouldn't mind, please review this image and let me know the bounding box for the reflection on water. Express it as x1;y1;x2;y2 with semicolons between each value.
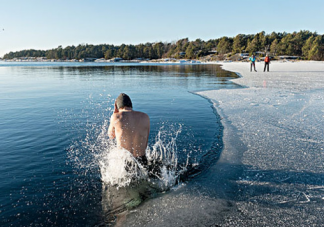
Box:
57;64;237;78
101;182;150;224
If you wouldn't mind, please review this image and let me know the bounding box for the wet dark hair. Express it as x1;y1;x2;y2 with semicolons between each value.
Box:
116;93;132;109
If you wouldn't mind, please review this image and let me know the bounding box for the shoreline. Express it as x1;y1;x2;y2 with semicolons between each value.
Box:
1;58;323;64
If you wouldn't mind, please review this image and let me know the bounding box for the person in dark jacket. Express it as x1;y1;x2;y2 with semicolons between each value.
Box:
264;54;270;72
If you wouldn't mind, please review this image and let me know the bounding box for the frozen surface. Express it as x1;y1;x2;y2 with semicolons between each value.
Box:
195;61;324;226
202;61;324;171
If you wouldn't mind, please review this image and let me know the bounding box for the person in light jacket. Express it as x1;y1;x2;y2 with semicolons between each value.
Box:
249;54;257;72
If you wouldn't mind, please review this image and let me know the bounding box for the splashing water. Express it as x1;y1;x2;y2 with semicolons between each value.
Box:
66;94;198;222
97;124;190;220
98;124;185;189
145;124;184;189
69;116;187;190
99;147;148;187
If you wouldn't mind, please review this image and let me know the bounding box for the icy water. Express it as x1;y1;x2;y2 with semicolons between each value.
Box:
0;62;239;226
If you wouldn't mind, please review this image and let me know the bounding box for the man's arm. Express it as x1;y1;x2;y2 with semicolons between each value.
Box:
145;114;150;148
108;101;119;139
108;114;116;139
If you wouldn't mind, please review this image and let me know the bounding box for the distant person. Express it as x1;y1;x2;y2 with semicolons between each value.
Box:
264;54;270;72
249;54;257;72
108;93;150;166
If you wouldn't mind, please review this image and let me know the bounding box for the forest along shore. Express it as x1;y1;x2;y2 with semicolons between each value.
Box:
2;31;324;62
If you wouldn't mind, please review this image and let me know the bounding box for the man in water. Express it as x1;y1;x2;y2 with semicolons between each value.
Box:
108;93;150;165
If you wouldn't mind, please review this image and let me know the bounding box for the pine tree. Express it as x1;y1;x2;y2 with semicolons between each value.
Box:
232;34;246;54
308;36;324;60
270;39;279;55
217;37;232;55
302;36;315;59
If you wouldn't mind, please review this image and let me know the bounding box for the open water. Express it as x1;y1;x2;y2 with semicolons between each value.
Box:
0;62;238;226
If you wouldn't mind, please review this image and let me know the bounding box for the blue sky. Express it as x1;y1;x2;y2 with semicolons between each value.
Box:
0;0;323;57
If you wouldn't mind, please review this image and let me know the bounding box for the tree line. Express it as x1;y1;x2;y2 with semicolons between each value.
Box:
3;30;324;61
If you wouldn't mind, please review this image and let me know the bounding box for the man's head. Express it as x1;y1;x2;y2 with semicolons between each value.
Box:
116;93;133;110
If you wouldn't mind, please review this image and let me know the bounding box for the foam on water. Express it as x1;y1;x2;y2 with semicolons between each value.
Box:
98;123;184;189
99;147;148;187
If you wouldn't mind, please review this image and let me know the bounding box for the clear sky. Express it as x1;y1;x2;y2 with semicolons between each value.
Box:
0;0;323;57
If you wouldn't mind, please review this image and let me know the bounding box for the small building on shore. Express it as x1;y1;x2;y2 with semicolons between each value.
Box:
111;57;123;62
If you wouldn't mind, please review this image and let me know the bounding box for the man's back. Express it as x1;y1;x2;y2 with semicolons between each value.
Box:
110;110;150;157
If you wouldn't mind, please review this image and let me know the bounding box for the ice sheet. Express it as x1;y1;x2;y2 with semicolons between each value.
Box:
200;61;324;172
194;61;324;226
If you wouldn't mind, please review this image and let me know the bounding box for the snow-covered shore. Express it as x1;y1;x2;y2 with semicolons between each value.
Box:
196;61;324;225
199;61;324;170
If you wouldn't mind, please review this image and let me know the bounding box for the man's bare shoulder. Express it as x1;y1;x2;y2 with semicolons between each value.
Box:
110;112;121;121
133;111;149;119
113;110;149;122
